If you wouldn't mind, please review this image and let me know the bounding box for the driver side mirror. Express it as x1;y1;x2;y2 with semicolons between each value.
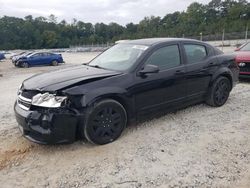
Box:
138;64;159;76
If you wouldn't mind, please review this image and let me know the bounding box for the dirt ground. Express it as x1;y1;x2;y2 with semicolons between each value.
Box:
0;50;250;188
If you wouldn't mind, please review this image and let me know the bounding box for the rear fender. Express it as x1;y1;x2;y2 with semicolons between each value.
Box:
209;67;233;90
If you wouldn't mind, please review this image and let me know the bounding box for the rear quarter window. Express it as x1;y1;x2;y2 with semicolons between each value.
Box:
214;47;223;55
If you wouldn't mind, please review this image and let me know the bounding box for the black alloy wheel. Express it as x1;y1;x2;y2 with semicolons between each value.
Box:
206;76;231;107
83;99;127;145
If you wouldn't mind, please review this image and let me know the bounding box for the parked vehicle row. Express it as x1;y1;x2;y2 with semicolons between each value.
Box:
14;38;239;145
11;52;64;68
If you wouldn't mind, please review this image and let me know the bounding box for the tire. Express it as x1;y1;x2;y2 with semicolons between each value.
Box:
206;76;231;107
21;62;29;68
51;60;59;66
83;99;127;145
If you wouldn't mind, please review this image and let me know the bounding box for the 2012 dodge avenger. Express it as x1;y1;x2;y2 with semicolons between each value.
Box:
14;38;239;145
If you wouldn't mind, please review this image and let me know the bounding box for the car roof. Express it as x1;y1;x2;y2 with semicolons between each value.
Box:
124;38;201;46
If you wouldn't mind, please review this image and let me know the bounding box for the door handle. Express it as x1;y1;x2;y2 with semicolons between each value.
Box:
175;70;185;75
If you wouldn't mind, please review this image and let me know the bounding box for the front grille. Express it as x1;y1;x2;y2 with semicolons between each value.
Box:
239;62;250;73
17;94;32;110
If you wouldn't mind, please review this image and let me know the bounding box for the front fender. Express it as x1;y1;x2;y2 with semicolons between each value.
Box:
65;86;135;122
83;87;128;107
64;86;129;108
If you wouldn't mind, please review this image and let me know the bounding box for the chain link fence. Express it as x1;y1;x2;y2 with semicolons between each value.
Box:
186;31;249;47
68;31;249;52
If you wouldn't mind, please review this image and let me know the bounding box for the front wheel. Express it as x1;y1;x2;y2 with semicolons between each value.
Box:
206;76;231;107
83;99;127;145
21;62;29;68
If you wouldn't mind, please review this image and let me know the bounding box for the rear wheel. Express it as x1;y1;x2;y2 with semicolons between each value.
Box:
206;76;231;107
83;99;127;145
21;62;29;68
51;60;59;66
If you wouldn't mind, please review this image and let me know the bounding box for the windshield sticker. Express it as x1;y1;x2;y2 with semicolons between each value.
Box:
132;45;148;51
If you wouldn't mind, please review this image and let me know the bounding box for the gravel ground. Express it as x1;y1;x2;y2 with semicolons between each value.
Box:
0;50;250;188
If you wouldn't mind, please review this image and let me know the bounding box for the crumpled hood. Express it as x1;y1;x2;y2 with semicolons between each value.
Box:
23;65;121;91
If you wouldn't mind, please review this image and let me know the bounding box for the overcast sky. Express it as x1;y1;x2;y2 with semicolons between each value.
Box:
0;0;211;25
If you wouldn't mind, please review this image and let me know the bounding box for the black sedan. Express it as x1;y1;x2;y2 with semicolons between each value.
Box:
14;38;239;145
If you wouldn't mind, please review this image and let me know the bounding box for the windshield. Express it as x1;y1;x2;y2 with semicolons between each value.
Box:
89;43;148;71
240;43;250;51
21;52;33;57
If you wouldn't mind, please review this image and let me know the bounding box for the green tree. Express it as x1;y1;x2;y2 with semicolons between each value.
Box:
42;30;58;48
0;0;249;50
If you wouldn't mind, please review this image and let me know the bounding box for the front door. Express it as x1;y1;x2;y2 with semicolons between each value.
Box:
133;44;187;115
30;53;44;65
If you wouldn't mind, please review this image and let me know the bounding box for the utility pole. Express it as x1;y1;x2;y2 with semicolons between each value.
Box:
245;24;248;42
222;29;225;52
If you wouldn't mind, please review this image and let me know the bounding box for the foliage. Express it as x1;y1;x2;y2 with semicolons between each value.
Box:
0;0;249;50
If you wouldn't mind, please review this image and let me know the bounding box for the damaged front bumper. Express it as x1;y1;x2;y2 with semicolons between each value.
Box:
14;101;80;144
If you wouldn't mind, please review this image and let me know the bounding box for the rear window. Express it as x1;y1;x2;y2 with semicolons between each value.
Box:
184;44;207;64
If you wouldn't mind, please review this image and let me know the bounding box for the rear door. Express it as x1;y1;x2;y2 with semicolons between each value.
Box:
42;53;52;65
182;43;215;99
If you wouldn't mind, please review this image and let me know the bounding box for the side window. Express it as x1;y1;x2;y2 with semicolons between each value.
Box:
145;45;181;70
184;44;207;64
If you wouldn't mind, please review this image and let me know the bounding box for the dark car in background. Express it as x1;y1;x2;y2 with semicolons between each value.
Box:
14;38;239;145
15;52;64;68
0;53;5;61
235;42;250;78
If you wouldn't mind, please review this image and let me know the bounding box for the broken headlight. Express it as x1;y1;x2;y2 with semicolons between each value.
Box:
32;93;67;108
